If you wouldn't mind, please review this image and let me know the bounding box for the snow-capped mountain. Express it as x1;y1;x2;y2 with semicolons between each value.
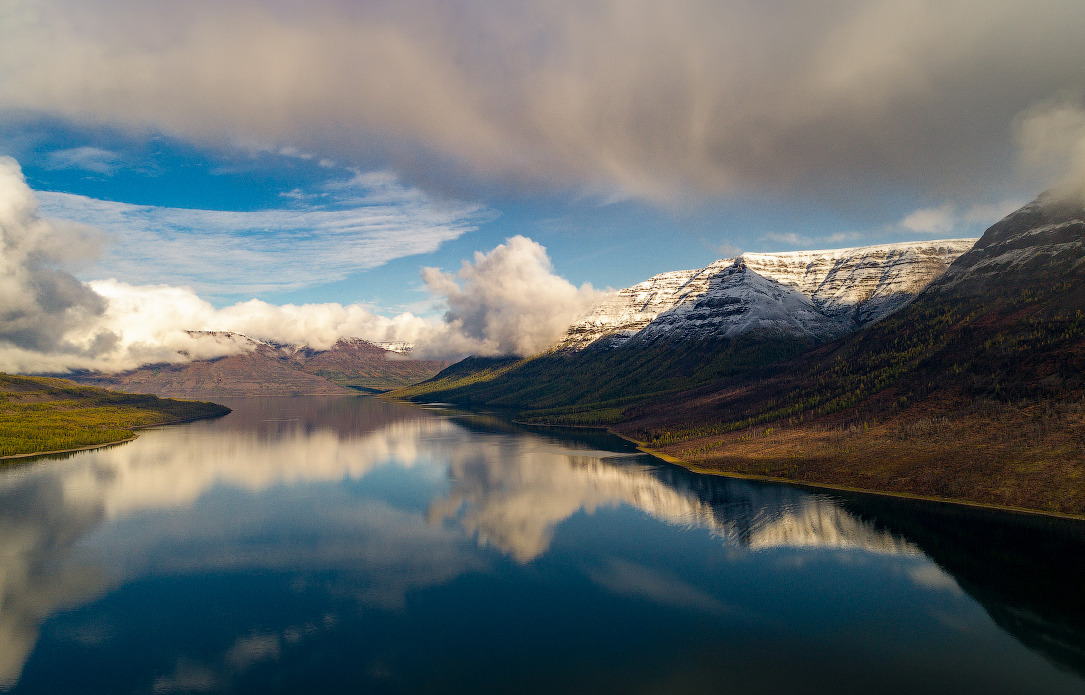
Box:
558;239;977;349
72;333;447;397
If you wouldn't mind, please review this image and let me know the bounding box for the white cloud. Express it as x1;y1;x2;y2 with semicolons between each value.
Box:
763;232;808;247
36;174;492;297
0;156;107;354
44;146;122;175
422;235;604;356
900;203;957;235
0;157;598;372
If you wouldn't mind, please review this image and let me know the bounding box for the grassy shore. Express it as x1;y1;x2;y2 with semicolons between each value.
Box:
0;373;230;460
620;396;1085;517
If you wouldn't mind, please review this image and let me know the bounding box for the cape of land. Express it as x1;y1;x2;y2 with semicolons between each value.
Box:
0;373;230;460
395;192;1085;517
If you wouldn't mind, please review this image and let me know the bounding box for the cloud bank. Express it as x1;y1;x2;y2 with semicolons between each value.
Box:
0;158;599;373
2;1;1084;204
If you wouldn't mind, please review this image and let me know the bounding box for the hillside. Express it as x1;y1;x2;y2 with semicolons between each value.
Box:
72;335;449;398
612;192;1085;514
397;238;975;413
0;373;229;459
397;195;1085;515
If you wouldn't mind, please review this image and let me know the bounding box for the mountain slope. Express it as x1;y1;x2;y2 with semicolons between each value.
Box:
398;195;1085;514
613;193;1085;514
72;335;449;398
559;240;974;350
399;239;974;414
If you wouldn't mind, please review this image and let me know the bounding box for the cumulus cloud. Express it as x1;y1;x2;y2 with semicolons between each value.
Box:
0;156;107;354
2;1;1084;204
0;158;598;372
37;171;492;298
422;236;604;356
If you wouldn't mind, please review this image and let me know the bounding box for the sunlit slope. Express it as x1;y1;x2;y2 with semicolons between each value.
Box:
0;373;229;459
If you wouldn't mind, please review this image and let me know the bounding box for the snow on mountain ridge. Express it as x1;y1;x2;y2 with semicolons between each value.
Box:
558;239;977;350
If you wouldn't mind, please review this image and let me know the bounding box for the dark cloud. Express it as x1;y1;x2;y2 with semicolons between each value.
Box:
2;1;1083;206
0;157;106;353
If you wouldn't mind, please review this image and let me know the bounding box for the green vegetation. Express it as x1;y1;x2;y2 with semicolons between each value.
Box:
0;373;230;459
392;267;1085;516
395;332;814;421
626;287;1085;448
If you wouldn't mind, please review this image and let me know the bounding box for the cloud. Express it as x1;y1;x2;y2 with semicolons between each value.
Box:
1014;96;1085;203
422;235;604;356
899;203;957;235
763;232;809;247
44;146;122;175
2;1;1084;204
898;199;1024;235
36;172;492;298
0;157;598;371
0;156;108;354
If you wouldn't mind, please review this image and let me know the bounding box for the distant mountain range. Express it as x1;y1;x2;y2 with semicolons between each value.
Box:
399;193;1085;515
71;335;449;398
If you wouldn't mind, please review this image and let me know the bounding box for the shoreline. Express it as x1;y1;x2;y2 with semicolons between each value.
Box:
507;415;1085;523
0;412;227;464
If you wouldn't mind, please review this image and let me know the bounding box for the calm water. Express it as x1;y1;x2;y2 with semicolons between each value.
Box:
1;396;1083;694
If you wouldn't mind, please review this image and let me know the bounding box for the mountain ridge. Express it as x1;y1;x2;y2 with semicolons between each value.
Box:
70;333;450;398
559;239;975;350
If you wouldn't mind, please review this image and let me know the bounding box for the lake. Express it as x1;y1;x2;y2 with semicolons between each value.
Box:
0;396;1082;694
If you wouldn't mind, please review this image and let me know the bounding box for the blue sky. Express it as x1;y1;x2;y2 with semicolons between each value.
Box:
2;112;1021;311
1;0;1083;370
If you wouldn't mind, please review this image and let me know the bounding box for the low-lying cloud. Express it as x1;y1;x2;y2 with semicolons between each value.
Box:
898;199;1024;236
0;158;601;373
1015;96;1085;204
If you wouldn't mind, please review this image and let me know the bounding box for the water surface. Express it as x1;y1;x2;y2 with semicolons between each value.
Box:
1;396;1082;694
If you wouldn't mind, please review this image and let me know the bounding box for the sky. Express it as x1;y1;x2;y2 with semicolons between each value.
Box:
2;0;1085;371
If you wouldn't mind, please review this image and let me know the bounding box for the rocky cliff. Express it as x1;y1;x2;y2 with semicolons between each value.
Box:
559;240;976;349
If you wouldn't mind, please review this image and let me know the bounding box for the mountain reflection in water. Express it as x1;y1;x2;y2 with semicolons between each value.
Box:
0;396;1082;694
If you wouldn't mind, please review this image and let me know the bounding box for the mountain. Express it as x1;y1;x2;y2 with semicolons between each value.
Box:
612;192;1085;514
71;334;449;398
399;239;975;411
397;195;1085;515
559;240;974;349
